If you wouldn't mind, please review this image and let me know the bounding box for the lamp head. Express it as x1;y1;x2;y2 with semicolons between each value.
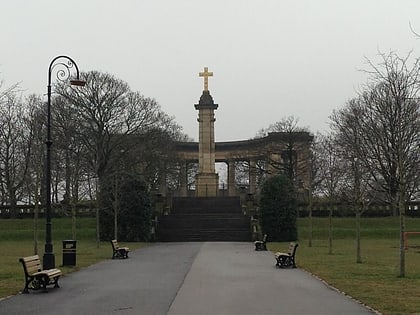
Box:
70;79;86;87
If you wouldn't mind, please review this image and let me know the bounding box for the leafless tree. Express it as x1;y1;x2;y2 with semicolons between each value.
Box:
246;116;313;199
330;98;376;263
0;79;20;204
360;53;420;205
24;94;45;254
57;71;169;182
50;95;93;238
256;116;311;183
306;132;325;247
314;133;345;254
56;70;186;243
0;92;33;216
358;52;420;276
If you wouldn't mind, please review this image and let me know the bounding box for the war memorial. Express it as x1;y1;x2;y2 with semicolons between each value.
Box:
155;68;312;242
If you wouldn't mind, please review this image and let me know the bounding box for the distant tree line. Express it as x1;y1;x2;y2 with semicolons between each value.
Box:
0;71;189;241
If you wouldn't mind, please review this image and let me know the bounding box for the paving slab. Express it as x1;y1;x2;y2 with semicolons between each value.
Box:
0;242;377;315
167;242;376;315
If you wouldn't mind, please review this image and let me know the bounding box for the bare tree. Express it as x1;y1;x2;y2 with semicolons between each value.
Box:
360;52;420;277
0;79;20;205
0;93;33;216
330;98;376;263
249;116;314;199
315;133;345;255
24;94;45;254
57;71;168;182
306;132;325;247
51;95;93;238
57;70;185;243
360;53;420;206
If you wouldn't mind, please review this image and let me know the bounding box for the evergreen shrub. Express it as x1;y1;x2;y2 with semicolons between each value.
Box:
99;174;151;242
259;174;298;241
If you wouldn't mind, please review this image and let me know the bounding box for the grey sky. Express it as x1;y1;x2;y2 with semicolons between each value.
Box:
1;0;419;141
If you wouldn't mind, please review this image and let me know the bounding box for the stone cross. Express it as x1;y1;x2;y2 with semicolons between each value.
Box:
199;67;213;91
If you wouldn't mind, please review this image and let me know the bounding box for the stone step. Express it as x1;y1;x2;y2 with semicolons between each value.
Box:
159;216;249;228
171;196;242;214
157;229;251;242
156;196;252;242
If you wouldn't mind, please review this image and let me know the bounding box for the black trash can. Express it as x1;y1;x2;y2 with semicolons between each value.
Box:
62;240;77;266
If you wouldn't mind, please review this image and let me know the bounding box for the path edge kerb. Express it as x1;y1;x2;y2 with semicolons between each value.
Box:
301;268;382;315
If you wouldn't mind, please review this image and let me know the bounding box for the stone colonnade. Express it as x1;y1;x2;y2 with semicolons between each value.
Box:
171;132;313;197
173;158;258;197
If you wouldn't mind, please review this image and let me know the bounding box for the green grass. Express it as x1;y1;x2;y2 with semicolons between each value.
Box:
269;217;420;315
2;216;420;314
0;217;146;299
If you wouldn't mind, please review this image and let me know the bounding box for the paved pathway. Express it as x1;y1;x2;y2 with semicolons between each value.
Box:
1;242;377;315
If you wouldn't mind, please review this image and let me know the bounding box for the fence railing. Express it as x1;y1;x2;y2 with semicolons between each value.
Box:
0;204;96;218
297;201;420;217
0;201;419;218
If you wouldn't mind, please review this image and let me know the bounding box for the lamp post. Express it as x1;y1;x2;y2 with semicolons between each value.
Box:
43;55;85;270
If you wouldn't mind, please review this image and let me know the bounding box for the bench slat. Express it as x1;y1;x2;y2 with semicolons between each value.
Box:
21;255;40;262
33;270;61;277
25;260;42;268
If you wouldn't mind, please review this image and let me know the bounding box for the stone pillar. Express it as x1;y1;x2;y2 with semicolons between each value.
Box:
159;182;166;197
227;160;236;196
249;159;257;194
299;143;312;191
194;90;219;197
158;165;167;196
267;152;280;175
179;162;188;197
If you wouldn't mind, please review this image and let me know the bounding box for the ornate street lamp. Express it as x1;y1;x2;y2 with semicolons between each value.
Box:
43;55;85;269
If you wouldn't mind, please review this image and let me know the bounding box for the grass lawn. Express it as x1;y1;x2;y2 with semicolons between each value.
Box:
269;217;420;315
1;216;420;315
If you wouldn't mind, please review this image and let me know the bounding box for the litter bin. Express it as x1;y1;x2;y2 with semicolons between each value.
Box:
62;240;77;266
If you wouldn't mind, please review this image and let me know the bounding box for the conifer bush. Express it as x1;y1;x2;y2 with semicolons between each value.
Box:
259;174;298;241
99;174;151;242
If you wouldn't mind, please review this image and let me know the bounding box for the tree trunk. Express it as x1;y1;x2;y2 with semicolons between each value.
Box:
72;205;77;240
356;210;362;263
308;190;313;247
71;159;80;240
33;203;39;255
398;187;406;277
113;176;118;240
328;203;333;255
9;194;18;219
96;206;100;248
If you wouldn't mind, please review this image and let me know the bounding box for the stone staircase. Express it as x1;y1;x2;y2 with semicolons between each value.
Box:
156;196;251;242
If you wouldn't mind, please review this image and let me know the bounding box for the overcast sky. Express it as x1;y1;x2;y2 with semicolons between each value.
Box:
1;1;419;141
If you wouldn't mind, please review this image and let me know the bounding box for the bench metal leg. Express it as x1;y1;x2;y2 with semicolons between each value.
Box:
53;277;60;288
39;275;49;293
22;283;30;294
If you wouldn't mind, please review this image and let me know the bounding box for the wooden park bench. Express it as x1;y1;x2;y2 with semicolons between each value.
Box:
274;242;298;268
19;255;61;293
254;234;268;251
111;240;129;259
